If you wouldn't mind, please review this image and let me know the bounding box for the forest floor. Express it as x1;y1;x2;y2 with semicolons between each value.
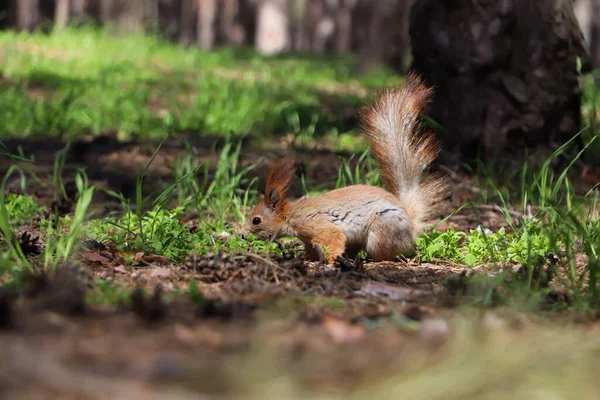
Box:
1;28;600;399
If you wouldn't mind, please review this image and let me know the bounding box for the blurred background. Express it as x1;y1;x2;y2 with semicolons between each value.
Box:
2;1;600;69
1;0;417;72
1;0;600;167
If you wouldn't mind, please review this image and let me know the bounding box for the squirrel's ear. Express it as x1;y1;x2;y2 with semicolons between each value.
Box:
267;188;281;211
264;157;296;212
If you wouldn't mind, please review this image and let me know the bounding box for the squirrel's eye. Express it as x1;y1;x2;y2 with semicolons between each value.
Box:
252;217;262;225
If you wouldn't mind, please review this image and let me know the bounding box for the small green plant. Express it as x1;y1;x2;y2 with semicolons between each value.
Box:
416;228;466;263
5;193;45;226
89;206;198;261
417;224;561;268
42;171;95;269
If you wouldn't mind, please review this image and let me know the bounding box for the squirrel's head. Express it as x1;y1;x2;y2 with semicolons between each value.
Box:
240;158;296;241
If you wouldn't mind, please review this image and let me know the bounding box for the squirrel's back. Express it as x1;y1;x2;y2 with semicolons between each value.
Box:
358;72;447;237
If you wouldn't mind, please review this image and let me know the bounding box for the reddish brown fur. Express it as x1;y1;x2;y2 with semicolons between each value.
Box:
263;157;297;216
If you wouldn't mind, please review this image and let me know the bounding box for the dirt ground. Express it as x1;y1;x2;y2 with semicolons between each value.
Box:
2;134;600;399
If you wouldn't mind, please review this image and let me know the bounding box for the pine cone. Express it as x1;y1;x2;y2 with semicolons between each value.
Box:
18;231;44;259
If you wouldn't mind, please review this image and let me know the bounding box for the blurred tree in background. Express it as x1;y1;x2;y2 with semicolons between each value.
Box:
0;0;597;161
0;0;415;72
411;0;591;164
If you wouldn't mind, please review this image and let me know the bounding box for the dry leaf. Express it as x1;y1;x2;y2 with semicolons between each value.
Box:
79;252;109;263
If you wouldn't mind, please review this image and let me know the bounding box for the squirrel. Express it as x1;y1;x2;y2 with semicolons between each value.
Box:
240;72;448;264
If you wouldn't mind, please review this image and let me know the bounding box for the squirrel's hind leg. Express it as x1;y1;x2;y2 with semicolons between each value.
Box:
365;210;415;262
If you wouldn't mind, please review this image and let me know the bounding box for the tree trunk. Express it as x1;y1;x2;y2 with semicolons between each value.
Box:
354;0;391;72
0;0;14;28
238;0;258;46
197;0;216;48
158;0;180;40
220;0;244;45
335;0;355;53
303;0;339;53
72;0;87;15
385;0;414;73
255;0;290;55
179;0;196;45
590;0;600;67
99;0;114;25
574;0;592;44
290;0;307;51
16;0;39;31
54;0;70;31
114;0;146;34
304;0;320;52
70;0;88;26
147;0;159;29
409;0;592;165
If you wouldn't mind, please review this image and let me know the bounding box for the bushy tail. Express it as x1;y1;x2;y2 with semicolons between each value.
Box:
359;72;447;236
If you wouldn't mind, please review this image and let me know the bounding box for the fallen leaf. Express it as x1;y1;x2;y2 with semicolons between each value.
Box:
144;254;171;265
355;281;428;300
322;316;365;344
79;252;109;263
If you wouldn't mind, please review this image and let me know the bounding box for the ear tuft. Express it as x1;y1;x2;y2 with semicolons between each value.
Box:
267;188;281;210
264;157;296;213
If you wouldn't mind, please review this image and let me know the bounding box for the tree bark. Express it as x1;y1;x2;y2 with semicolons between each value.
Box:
54;0;70;31
16;0;39;31
590;0;600;67
197;0;216;48
409;0;591;165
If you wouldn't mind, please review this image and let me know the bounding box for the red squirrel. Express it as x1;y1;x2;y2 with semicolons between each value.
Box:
240;72;448;263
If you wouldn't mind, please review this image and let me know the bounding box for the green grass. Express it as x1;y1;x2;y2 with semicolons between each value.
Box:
0;26;397;143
